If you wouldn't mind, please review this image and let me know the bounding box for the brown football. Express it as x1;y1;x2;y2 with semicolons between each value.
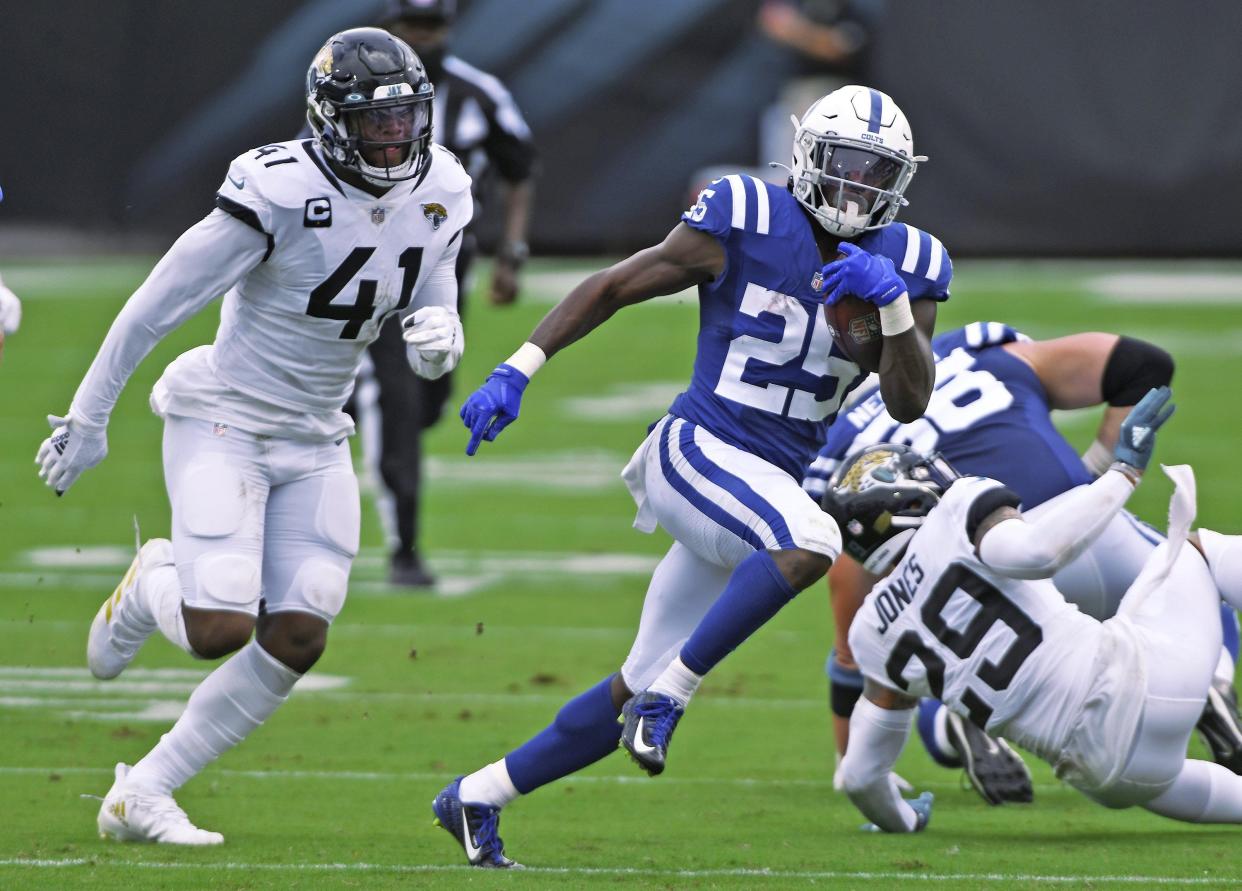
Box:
824;294;883;373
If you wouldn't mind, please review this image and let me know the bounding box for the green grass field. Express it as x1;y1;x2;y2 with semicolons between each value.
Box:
2;256;1242;889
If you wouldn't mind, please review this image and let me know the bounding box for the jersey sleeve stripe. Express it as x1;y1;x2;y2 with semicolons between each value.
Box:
214;194;274;262
925;234;945;281
724;174;747;230
965;321;986;347
986;321;1007;343
749;175;771;234
900;224;920;273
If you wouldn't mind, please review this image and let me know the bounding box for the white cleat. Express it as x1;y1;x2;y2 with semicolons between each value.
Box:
97;763;224;846
87;539;174;680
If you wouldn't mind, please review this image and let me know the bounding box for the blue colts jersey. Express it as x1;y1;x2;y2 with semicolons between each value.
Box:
668;173;953;477
804;321;1093;507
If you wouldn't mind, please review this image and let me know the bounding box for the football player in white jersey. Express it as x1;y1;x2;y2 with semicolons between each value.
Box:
34;28;472;845
828;390;1242;831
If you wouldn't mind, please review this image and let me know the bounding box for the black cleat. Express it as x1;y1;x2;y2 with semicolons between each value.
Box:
620;691;684;777
390;551;436;588
1196;680;1242;775
944;710;1033;805
431;777;522;869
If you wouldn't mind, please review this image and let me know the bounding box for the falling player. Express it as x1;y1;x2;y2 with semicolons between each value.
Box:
435;85;951;867
35;28;472;843
828;392;1242;830
806;323;1242;804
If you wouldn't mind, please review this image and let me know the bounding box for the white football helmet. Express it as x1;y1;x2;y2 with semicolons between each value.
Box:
788;85;925;238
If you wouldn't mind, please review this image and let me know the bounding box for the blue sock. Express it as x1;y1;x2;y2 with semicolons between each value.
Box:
1221;604;1240;665
680;550;797;675
504;675;621;795
916;699;961;768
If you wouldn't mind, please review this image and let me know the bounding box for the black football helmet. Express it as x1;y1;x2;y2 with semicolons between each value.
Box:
820;443;959;574
306;28;434;186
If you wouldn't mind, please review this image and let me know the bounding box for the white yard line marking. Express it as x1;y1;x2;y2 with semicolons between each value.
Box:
0;764;1070;793
0;667;346;722
0;857;1229;884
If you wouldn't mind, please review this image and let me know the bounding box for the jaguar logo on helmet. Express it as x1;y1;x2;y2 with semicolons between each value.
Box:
314;46;334;76
422;202;448;230
820;443;958;574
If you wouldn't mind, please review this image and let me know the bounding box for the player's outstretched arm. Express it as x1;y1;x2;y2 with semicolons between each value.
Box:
839;679;931;832
975;387;1176;579
460;224;724;455
1006;333;1174;476
35;211;267;494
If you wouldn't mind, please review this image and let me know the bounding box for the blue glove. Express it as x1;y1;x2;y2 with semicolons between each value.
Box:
460;364;530;456
859;791;934;833
814;242;907;307
1114;386;1175;471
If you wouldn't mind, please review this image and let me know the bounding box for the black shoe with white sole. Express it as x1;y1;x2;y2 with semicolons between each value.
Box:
1196;680;1242;775
944;710;1033;805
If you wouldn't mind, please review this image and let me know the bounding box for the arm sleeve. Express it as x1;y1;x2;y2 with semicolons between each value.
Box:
839;698;919;832
977;469;1136;579
403;232;462;320
67;209;267;430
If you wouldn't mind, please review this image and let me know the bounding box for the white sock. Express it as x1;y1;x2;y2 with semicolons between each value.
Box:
1216;647;1236;688
124;641;300;795
459;760;520;809
1198;530;1242;612
145;564;195;656
648;656;702;707
934;705;959;759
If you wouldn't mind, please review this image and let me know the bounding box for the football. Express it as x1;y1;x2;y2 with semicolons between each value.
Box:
824;294;883;372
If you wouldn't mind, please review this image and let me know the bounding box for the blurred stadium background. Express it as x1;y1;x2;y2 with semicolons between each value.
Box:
4;1;1242;887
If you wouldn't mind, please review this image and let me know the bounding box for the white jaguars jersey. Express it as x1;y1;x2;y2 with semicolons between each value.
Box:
848;476;1104;762
153;139;471;440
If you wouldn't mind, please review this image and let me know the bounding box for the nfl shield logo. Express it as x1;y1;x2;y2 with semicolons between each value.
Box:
371;207;386;225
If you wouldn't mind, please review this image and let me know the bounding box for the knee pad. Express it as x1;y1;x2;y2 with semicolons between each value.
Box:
285;558;349;620
193;552;262;608
792;508;843;561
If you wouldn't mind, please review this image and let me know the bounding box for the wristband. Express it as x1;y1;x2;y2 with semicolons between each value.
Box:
878;293;914;336
504;341;547;379
1109;461;1142;487
1081;440;1113;477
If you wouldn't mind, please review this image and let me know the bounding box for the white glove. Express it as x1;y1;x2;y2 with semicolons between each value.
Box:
0;278;21;335
402;305;463;380
35;414;108;495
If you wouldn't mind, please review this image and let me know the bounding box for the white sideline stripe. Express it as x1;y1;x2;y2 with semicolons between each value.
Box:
0;764;1070;793
0;858;1226;884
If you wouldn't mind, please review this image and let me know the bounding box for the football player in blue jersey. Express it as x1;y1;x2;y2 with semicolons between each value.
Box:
804;322;1242;805
431;85;951;867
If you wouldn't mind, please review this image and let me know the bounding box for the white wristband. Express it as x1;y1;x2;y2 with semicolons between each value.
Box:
505;341;547;379
878;293;914;336
1081;439;1113;477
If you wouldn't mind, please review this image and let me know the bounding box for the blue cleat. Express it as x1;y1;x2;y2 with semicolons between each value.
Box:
431;777;522;869
620;691;684;776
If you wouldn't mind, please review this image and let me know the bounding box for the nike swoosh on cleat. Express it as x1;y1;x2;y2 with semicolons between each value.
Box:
459;811;481;862
630;717;659;757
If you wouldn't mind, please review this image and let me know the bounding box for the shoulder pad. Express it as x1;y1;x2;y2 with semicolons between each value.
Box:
862;223;952;300
219;140;326;217
682;173;777;239
932;321;1029;356
938;476;1021;538
424;144;472;194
